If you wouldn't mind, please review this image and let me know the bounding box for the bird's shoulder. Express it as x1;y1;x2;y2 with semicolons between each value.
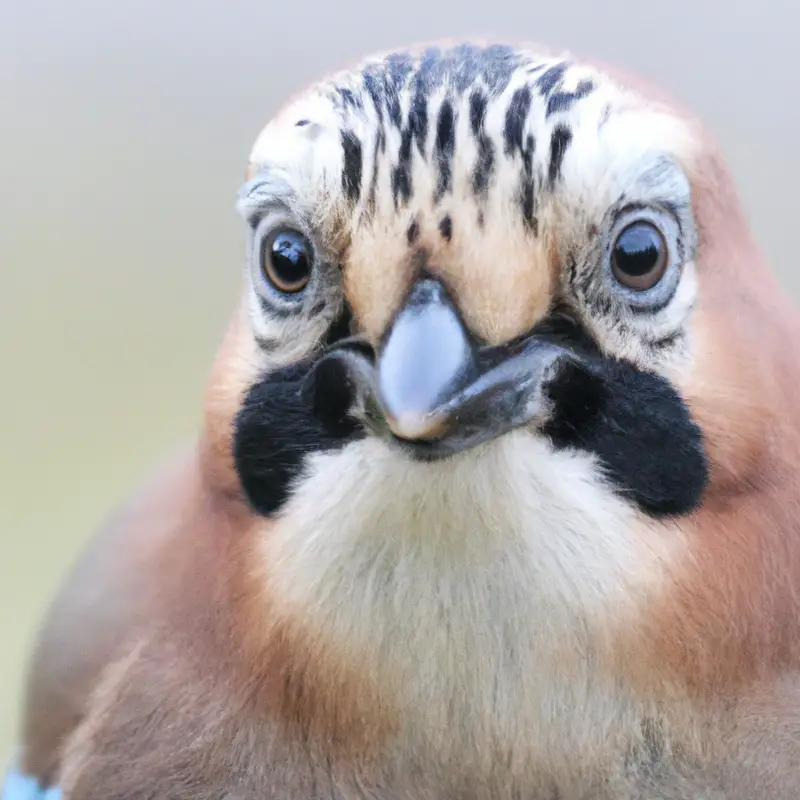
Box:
18;442;203;785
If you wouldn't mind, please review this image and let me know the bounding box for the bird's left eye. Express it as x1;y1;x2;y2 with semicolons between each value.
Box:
260;228;314;294
610;220;668;291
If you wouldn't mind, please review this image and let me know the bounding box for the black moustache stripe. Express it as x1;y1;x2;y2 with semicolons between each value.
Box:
233;312;707;518
232;357;366;516
543;355;707;517
533;310;708;516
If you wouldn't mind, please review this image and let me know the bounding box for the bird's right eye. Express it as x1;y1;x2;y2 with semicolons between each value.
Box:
260;228;314;294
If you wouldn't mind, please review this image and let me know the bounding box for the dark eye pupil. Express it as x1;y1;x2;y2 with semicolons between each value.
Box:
613;224;662;277
271;232;310;285
272;233;308;283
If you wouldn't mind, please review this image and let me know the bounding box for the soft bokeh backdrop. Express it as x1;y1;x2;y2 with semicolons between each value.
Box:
1;0;798;761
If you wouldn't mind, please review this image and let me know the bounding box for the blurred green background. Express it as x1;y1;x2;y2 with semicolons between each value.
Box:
1;0;798;763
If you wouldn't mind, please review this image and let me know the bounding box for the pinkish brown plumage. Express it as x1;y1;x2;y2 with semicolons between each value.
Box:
12;41;800;799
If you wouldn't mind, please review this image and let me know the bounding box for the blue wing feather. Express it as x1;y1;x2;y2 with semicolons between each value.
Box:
2;769;61;800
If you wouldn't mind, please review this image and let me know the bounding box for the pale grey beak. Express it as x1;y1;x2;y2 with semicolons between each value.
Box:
376;278;477;441
314;275;572;459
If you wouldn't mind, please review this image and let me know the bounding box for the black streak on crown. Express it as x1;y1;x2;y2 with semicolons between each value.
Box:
536;62;568;96
335;45;599;218
535;60;597;119
341;44;525;213
469;90;495;203
547;79;595;119
392;81;429;208
504;85;537;234
433;99;456;202
366;127;385;214
336;87;364;113
341;130;363;204
503;85;532;156
548;124;572;187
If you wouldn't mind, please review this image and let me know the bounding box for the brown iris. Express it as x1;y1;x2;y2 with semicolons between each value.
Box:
261;229;313;293
610;220;669;291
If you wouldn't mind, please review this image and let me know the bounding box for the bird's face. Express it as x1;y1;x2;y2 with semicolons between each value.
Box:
195;45;794;769
197;46;789;751
224;44;708;525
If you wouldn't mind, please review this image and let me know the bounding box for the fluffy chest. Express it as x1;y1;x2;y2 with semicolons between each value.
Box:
257;431;683;770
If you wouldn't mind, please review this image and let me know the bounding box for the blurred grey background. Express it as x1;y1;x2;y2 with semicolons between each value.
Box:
1;0;797;761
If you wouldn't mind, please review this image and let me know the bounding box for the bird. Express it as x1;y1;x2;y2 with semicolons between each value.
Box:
6;39;800;799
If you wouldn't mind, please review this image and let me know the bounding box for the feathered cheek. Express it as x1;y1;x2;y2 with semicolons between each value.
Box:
232;290;708;522
541;354;709;518
231;357;367;518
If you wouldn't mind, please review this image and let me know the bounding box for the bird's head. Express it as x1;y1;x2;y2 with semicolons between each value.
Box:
197;45;798;671
202;43;727;516
186;44;800;765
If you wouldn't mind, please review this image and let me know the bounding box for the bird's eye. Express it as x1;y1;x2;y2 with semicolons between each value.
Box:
260;228;313;294
610;220;669;291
